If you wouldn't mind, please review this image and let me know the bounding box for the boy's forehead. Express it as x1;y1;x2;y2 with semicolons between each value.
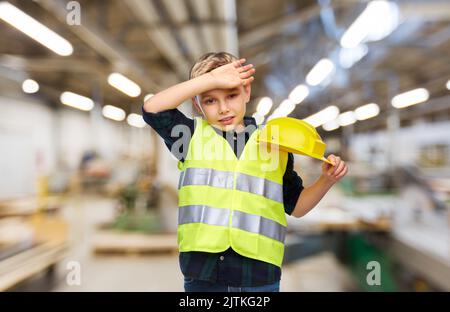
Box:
200;87;241;98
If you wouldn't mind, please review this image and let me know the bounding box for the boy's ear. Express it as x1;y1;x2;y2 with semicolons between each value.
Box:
191;97;202;114
243;83;251;103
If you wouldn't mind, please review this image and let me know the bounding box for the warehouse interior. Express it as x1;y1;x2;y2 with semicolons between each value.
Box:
0;0;449;292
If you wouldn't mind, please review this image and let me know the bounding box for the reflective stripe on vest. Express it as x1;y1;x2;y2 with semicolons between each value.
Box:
178;167;233;190
178;204;229;227
178;205;286;243
235;172;283;203
179;167;283;203
231;210;286;243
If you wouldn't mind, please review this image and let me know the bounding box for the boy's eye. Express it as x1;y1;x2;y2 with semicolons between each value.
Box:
228;94;237;98
204;98;216;104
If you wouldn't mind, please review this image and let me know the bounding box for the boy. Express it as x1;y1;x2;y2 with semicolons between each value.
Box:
143;52;348;292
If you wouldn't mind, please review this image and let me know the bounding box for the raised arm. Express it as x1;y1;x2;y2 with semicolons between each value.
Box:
143;74;216;113
143;58;254;113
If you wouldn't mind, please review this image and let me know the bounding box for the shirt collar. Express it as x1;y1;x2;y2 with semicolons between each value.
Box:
243;116;256;127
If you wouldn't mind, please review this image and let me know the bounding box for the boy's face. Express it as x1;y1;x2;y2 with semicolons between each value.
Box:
193;84;251;132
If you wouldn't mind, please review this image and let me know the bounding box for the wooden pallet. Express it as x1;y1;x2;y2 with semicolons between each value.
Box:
0;196;61;218
0;241;68;291
318;218;391;232
91;230;178;255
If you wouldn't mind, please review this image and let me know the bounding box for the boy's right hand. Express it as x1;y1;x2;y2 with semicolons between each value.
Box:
208;58;255;89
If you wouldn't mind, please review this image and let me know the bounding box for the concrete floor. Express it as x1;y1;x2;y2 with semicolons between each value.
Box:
14;195;355;292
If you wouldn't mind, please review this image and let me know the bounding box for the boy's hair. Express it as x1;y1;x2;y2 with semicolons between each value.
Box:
189;52;239;79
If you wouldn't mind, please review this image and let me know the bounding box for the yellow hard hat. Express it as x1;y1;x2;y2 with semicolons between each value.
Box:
258;117;333;165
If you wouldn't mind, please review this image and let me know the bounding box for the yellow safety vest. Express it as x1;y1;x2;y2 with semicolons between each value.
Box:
177;117;288;267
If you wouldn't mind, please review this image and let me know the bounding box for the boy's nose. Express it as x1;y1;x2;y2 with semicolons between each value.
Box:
219;101;230;114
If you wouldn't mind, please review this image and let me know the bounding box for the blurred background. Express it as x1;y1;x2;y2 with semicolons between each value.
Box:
0;0;449;292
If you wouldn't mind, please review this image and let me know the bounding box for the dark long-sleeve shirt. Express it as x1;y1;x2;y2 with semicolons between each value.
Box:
142;107;304;287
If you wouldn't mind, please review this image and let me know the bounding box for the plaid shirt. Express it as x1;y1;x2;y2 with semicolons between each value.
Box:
143;107;304;287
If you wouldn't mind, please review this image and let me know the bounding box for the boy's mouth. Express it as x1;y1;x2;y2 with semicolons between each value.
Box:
219;116;235;125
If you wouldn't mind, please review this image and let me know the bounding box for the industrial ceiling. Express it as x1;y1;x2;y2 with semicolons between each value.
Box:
0;0;449;135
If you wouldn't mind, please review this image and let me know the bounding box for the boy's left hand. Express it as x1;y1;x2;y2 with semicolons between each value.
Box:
321;154;348;184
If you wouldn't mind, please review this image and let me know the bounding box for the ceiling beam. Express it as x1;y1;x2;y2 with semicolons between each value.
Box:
36;0;161;93
189;0;218;52
123;0;191;80
239;4;321;51
213;0;238;54
162;0;204;61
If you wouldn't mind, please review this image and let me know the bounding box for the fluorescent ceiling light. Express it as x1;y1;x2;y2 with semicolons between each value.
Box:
102;105;126;121
256;97;273;116
108;73;141;97
144;93;154;102
267;111;280;122
60;91;94;111
354;103;379;120
338;111;356;126
0;2;73;56
391;88;429;109
277;99;296;116
267;99;295;120
303;105;340;127
340;1;399;49
252;112;265;125
322;119;340;132
127;113;146;128
366;1;399;42
288;84;309;104
306;59;335;86
22;79;39;93
267;109;283;121
339;44;368;69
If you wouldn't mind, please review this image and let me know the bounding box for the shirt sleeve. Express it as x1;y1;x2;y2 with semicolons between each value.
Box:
142;106;195;162
282;153;304;215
